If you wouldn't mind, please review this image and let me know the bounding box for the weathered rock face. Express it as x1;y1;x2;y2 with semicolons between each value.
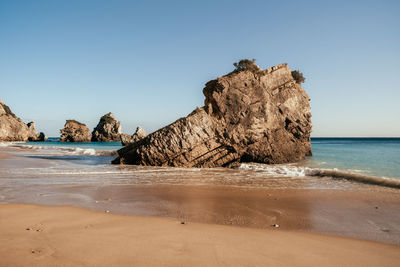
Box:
60;120;92;142
121;127;147;146
92;113;122;142
27;122;46;141
113;63;312;167
0;100;45;142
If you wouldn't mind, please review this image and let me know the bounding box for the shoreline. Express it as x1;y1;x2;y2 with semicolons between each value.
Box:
1;145;400;246
1;203;399;266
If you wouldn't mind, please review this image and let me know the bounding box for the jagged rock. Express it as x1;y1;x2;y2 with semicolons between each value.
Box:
121;127;147;146
92;112;122;142
0;99;45;142
113;62;312;167
60;120;91;142
27;122;46;141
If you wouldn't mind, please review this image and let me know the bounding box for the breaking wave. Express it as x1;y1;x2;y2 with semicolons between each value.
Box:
238;163;400;189
3;143;117;156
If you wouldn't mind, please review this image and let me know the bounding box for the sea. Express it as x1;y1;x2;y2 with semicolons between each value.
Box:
0;137;399;191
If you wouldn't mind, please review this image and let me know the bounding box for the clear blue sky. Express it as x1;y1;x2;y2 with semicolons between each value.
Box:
1;0;399;137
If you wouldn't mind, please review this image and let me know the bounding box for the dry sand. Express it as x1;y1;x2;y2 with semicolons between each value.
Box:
0;203;399;267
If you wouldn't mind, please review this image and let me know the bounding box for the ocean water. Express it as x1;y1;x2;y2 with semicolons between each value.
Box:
0;138;399;190
22;137;400;179
306;138;400;179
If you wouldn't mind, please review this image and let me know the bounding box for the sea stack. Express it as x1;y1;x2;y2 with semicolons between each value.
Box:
27;122;46;141
120;126;147;146
0;99;45;141
60;120;92;142
113;61;312;167
91;112;122;142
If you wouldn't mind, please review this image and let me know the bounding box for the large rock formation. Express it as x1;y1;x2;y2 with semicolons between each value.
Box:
0;99;45;142
121;126;147;146
113;62;312;167
60;120;92;142
92;112;122;142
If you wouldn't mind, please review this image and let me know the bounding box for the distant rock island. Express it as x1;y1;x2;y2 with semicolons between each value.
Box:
60;113;126;143
60;120;92;142
92;112;122;142
0;99;45;142
113;60;312;167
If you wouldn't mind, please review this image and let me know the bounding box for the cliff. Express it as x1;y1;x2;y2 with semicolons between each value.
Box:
113;62;312;167
0;100;45;142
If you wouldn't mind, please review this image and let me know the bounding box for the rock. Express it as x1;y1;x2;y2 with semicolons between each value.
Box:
92;112;122;141
113;62;312;167
120;126;147;146
27;122;46;141
60;120;92;142
0;99;45;142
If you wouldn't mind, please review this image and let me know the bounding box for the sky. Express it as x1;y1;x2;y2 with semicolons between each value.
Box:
1;0;399;137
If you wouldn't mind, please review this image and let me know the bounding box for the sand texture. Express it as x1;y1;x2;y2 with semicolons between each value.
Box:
0;204;399;267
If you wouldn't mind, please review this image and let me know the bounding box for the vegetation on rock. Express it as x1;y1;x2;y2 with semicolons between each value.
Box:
291;70;305;84
233;59;261;73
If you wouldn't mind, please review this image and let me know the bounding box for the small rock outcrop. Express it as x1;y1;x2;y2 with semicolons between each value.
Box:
121;127;147;146
0;99;45;142
60;120;92;142
113;61;312;167
91;112;122;142
27;122;46;141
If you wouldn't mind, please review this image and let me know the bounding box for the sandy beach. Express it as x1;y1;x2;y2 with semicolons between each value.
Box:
0;203;399;267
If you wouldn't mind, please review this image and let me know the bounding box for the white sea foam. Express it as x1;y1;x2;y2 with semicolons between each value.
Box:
0;142;24;147
71;148;96;155
238;163;310;177
7;143;117;156
238;163;400;189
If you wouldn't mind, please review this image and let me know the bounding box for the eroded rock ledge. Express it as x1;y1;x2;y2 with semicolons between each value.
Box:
113;63;312;167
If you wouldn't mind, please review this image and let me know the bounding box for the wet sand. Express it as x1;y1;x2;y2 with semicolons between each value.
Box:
0;203;399;267
2;184;400;245
58;185;400;245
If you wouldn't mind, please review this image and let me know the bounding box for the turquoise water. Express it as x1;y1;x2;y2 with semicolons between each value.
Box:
22;137;400;179
306;138;400;179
